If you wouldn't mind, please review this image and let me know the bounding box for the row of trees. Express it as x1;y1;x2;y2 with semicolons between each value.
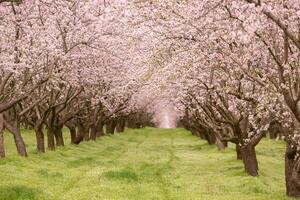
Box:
1;0;300;198
127;0;300;197
0;0;156;157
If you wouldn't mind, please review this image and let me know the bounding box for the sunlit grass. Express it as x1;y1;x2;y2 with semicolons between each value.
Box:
0;127;292;200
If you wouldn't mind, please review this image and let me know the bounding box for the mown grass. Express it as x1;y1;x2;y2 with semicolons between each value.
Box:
0;127;294;200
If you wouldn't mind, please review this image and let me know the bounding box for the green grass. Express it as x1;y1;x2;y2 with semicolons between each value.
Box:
0;127;293;200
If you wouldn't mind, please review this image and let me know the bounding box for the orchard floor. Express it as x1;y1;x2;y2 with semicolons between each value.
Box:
0;127;293;200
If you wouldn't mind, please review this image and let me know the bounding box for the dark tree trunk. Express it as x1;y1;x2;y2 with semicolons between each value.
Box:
34;125;45;153
4;118;27;157
126;119;139;129
285;142;300;197
96;122;104;137
206;131;216;145
0;129;5;158
0;114;5;158
198;132;206;140
73;122;89;144
47;127;55;150
241;145;258;176
106;120;117;134
54;126;64;146
191;129;197;136
214;130;226;151
269;131;277;139
215;136;226;151
47;110;56;150
68;127;77;144
90;124;97;140
116;118;125;133
84;127;90;141
11;127;27;157
236;144;243;160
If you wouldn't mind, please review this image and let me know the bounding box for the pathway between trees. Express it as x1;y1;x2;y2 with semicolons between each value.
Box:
0;128;288;200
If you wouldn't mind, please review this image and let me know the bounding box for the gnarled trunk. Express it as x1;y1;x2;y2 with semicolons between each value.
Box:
84;127;90;141
116;118;125;133
214;129;226;151
206;130;216;145
285;142;300;197
12;129;27;157
47;127;55;150
69;127;77;144
54;126;64;147
66;120;77;144
4;116;27;157
106;120;117;134
90;124;97;140
96;122;104;137
0;114;5;158
215;137;226;151
34;125;45;153
0;128;5;158
236;144;242;160
241;145;258;176
74;122;89;144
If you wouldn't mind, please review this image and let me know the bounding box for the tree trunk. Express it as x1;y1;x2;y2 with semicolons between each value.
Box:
126;119;139;129
4;118;27;157
198;132;206;140
68;127;77;144
47;127;55;150
285;142;300;197
116;118;125;133
34;126;45;153
73;122;89;144
106;120;117;134
236;144;243;160
206;131;216;145
11;127;27;157
0;114;5;158
215;136;225;151
90;124;97;140
214;130;226;151
241;145;258;176
84;126;90;141
54;126;64;147
269;131;277;139
0;129;5;158
96;122;104;137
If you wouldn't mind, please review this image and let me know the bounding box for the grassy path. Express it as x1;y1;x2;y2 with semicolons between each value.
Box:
0;128;290;200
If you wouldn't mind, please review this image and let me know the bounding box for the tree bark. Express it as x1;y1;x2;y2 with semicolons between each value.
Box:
69;126;77;144
54;126;64;146
90;124;97;140
73;122;89;144
4;117;27;157
12;128;27;157
285;142;300;197
47;127;55;150
0;128;5;158
236;144;243;160
34;125;45;153
0;114;5;158
106;120;117;134
215;137;226;151
84;127;90;141
198;132;206;140
241;145;258;176
206;130;216;145
96;122;104;137
116;118;125;133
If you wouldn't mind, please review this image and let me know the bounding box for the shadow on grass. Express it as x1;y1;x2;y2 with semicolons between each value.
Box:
103;168;138;182
0;185;42;200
